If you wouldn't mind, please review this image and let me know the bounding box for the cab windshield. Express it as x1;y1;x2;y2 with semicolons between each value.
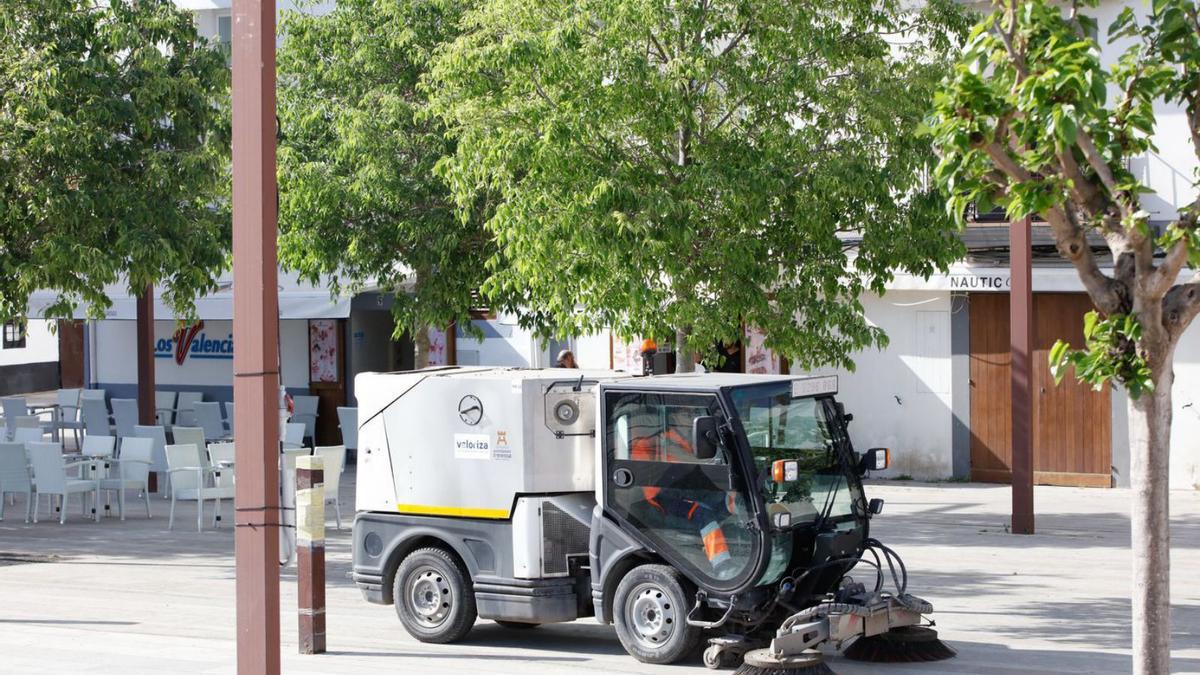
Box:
730;383;862;528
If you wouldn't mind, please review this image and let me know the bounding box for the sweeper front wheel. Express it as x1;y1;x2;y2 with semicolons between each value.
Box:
393;547;477;644
613;564;702;664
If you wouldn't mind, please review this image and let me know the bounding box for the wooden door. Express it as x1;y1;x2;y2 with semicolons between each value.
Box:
308;319;347;446
57;320;85;389
968;293;1112;487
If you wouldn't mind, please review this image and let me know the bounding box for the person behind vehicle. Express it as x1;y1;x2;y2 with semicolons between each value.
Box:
556;349;578;368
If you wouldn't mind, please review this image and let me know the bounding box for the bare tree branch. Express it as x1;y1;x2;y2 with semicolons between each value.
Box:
981;141;1124;313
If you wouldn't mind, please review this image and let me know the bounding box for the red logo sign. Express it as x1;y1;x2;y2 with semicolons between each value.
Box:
174;322;206;365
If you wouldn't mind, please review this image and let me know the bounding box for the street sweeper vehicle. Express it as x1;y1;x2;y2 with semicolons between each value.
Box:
351;367;954;673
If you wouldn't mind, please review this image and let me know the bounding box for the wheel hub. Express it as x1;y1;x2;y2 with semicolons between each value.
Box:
626;583;677;649
407;565;453;628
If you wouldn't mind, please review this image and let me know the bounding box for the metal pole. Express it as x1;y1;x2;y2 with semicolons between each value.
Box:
232;1;281;672
1010;216;1035;534
136;285;158;492
296;455;327;654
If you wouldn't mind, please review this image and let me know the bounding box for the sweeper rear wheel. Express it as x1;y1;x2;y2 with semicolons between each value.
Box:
393;546;477;644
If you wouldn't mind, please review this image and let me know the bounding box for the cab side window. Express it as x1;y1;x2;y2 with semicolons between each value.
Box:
607;392;727;464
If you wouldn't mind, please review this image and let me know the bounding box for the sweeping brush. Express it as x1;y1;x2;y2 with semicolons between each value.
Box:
842;625;957;663
732;648;836;675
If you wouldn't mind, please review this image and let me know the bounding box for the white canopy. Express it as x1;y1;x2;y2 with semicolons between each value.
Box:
26;269;358;321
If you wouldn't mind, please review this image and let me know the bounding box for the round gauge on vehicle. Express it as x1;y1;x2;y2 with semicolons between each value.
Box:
458;394;483;425
554;400;579;425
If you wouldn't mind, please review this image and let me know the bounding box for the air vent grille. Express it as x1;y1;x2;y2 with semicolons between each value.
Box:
541;503;590;576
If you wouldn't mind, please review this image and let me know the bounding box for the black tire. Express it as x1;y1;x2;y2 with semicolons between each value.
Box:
495;620;540;630
393;547;477;644
613;564;701;664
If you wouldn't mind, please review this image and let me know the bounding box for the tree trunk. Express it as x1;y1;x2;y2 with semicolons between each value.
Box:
1128;361;1173;675
414;326;430;369
674;327;694;373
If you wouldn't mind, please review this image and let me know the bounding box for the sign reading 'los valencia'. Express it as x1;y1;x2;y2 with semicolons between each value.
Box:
154;321;234;365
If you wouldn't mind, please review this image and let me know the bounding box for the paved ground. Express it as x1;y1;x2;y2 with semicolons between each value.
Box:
1;473;1198;674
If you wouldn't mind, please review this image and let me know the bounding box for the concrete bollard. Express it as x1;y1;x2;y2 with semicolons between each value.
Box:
295;455;326;654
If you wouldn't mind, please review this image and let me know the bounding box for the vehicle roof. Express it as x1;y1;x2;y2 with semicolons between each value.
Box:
610;372;810;389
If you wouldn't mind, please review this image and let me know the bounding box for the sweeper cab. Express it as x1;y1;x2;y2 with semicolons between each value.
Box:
350;367;954;672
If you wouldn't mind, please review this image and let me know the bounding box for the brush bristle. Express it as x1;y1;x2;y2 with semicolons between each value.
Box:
842;626;957;663
732;663;836;675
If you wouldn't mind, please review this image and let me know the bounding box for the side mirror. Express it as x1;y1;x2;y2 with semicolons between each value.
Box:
835;402;852;424
858;447;890;475
692;416;719;460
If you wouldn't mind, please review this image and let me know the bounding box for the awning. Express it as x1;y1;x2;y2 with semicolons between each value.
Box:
26;269;356;321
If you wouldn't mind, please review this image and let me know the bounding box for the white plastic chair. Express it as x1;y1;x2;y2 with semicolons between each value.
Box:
1;397;28;441
165;443;226;531
100;437;153;520
336;406;357;463
0;442;34;522
282;422;307;450
79;389;107;402
110;398;140;444
193;402;228;441
174;392;204;427
82;435;116;458
155;391;177;427
28;441;98;524
81;397;112;438
56;389;83;448
13;425;44;445
133;425;170;497
223;402;235;437
206;442;237;499
314;445;346;529
291;395;319;445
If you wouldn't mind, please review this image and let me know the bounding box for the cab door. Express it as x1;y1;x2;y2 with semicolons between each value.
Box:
601;389;762;592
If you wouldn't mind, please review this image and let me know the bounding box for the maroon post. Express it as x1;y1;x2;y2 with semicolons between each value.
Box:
296;456;327;654
1010;216;1035;534
136;285;157;492
232;1;282;672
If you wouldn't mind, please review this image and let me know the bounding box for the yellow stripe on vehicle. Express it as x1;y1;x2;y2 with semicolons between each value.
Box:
395;503;510;519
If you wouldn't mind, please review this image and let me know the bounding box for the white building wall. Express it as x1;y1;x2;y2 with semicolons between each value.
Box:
1169;325;1200;490
0;320;58;367
810;291;956;480
93;319;309;391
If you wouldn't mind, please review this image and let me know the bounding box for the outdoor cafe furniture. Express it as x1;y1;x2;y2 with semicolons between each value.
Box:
155;390;177;427
0;442;34;523
223;402;235;437
13;427;45;445
28;441;99;524
174;392;204;427
81;397;113;438
55;388;83;448
1;397;27;441
205;442;237;499
282;422;306;451
111;399;140;446
133;425;170;497
291;395;319;445
165;443;228;532
336;406;357;462
314;445;346;529
193;402;229;442
99;437;153;520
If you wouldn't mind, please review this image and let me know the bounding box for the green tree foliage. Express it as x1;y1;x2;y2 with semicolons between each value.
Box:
427;0;969;370
0;0;231;322
277;0;489;354
930;1;1200;670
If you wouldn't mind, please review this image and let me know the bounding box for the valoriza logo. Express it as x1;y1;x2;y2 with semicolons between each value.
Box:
154;321;234;364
